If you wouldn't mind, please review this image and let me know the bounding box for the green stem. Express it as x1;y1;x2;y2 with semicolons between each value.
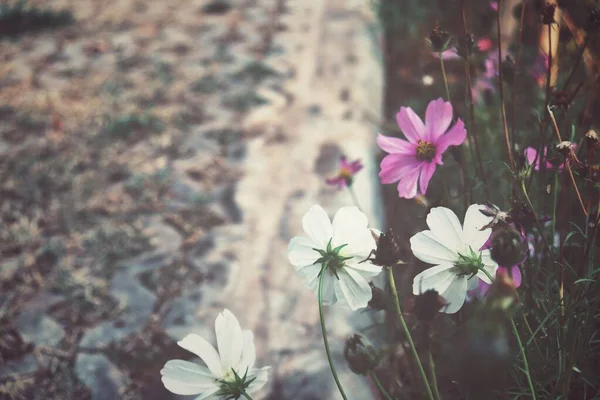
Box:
477;267;537;399
318;266;348;400
347;185;362;212
428;350;441;400
439;54;451;103
387;267;435;400
370;372;394;400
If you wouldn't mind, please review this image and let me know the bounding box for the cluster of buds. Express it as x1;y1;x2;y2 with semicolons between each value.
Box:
426;22;452;54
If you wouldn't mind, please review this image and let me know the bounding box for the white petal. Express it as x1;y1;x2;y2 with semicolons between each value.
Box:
410;230;459;265
337;267;372;310
177;334;222;377
344;261;383;279
247;366;271;394
345;229;377;259
462;204;493;250
477;251;498;283
319;270;337;305
412;264;457;295
331;206;369;248
216;309;244;372
287;236;319;267
193;387;220;400
237;330;256;373
161;360;217;395
302;205;333;248
467;275;480;291
296;263;323;292
426;207;465;252
439;276;468;314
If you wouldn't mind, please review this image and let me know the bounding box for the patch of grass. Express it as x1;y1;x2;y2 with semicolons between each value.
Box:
222;91;268;112
0;0;74;39
191;75;220;94
100;113;164;141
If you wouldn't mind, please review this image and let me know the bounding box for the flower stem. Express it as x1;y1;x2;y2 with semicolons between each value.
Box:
370;372;394;400
387;267;435;400
347;185;362;212
428;349;441;400
510;318;537;400
477;267;537;400
439;54;451;103
318;266;348;400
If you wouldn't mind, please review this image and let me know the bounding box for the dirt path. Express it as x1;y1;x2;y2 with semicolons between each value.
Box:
0;0;383;398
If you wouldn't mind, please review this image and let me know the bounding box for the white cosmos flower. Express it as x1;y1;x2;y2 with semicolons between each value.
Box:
160;309;270;400
287;205;382;310
410;204;498;314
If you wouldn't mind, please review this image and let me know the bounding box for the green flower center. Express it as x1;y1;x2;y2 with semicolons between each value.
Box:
215;368;255;399
416;140;437;162
313;239;352;279
454;246;484;279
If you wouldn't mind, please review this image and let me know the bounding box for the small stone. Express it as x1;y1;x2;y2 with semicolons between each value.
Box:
75;354;125;400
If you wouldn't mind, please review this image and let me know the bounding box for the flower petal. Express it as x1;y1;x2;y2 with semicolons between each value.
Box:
410;230;459;265
425;98;453;142
477;251;498;283
345;261;382;279
194;387;220;400
426;207;464;252
377;133;415;154
439;276;468;314
412;264;457;296
215;309;244;371
418;161;437;195
379;154;420;184
434;119;467;155
396;107;426;143
177;334;222;377
331;206;368;248
462;204;493;250
160;360;216;395
247;366;271;394
302;205;333;248
237;330;256;373
396;162;422;199
337;267;372;310
295;262;322;292
320;270;336;305
287;236;319;267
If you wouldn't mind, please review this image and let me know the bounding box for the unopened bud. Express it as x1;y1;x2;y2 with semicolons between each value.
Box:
427;23;452;53
556;140;573;156
541;3;556;25
490;224;527;267
410;289;447;322
585;129;598;142
344;334;382;375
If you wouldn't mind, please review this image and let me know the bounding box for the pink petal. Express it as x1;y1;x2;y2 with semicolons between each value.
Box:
339;156;350;169
396;107;426;144
396;163;422;199
434;119;467;155
432;50;460;60
510;266;522;287
379;154;420;184
425;98;453;142
377;133;415;154
524;147;540;170
418;161;437;195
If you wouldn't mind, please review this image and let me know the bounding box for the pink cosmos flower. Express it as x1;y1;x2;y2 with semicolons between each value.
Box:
432;49;460;60
326;156;363;188
377;98;467;198
524;145;576;172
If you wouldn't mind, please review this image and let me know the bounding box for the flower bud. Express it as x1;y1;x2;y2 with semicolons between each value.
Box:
541;3;556;25
427;23;452;53
490;224;527;267
365;228;404;268
410;289;447;322
585;129;598;146
368;283;388;311
344;334;382;375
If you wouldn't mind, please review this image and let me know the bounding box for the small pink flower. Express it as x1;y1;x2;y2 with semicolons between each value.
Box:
432;49;460;60
490;1;498;11
377;98;467;198
326;156;363;188
478;265;522;297
524;146;574;172
477;37;493;52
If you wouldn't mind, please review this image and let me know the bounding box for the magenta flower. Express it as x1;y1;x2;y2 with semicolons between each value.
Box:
524;147;555;170
377;98;467;198
326;156;363;188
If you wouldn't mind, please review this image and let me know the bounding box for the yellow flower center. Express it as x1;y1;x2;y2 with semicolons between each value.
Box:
338;167;353;179
416;140;436;162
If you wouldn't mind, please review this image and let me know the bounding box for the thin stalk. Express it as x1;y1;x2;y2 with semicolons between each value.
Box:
511;0;527;148
545;23;553;112
347;185;362;212
370;372;395;400
439;54;451;103
428;350;441;400
510;318;537;400
318;267;348;400
387;267;435;400
547;106;588;216
496;0;516;172
477;268;537;400
460;0;486;201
